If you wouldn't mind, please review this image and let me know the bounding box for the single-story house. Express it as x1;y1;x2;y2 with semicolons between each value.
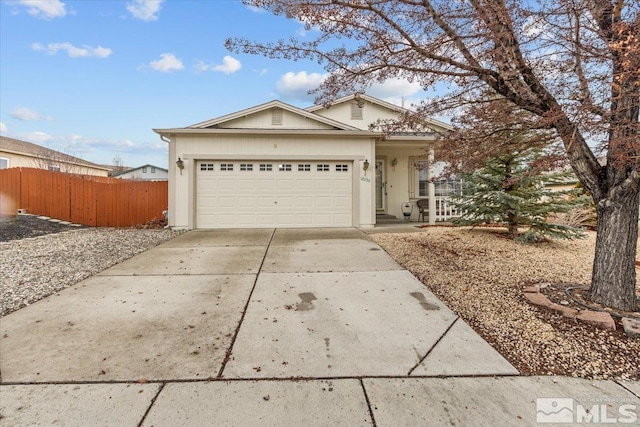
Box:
153;94;458;229
113;164;168;181
0;136;111;177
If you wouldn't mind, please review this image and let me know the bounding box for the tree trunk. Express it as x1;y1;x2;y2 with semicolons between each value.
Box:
589;190;640;312
507;213;518;238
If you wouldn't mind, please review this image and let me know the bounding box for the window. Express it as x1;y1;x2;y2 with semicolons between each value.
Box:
336;164;349;172
200;163;214;171
0;157;8;169
278;164;292;171
317;164;330;172
272;108;283;125
220;163;234;171
260;164;273;171
240;163;253;171
434;177;463;197
48;165;61;172
142;167;147;173
350;102;363;120
416;161;462;197
151;167;156;173
297;164;311;172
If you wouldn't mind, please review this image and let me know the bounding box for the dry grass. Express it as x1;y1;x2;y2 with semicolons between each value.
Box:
370;227;640;380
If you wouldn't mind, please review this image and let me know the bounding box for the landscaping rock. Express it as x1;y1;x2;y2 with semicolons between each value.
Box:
576;311;616;331
622;317;640;338
548;303;579;318
524;292;553;308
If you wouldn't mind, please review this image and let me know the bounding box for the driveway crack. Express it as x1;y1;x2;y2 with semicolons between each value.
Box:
216;229;276;378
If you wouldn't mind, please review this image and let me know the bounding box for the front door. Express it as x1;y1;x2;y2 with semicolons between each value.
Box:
375;159;386;212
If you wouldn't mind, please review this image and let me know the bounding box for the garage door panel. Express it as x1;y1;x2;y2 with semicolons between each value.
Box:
277;180;295;191
197;161;352;228
314;180;333;191
333;180;351;191
238;179;256;191
258;180;277;191
333;196;351;208
296;179;314;191
216;179;238;191
237;196;256;208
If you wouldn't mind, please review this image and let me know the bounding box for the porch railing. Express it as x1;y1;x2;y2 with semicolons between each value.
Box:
434;196;460;221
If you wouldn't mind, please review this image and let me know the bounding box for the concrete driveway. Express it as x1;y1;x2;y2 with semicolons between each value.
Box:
1;228;638;426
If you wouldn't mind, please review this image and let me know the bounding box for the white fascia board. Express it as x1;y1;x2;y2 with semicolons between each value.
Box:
186;100;360;131
153;128;377;138
306;93;454;132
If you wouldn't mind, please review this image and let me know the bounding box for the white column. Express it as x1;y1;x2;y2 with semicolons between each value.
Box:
428;147;436;225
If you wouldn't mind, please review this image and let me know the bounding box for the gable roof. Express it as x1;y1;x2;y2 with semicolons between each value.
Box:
0;136;111;171
305;93;453;132
187;99;361;131
112;164;168;177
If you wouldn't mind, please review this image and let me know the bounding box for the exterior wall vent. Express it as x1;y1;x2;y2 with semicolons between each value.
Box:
272;108;283;125
351;102;364;120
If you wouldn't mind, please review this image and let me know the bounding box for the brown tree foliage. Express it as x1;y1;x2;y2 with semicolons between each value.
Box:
228;0;640;311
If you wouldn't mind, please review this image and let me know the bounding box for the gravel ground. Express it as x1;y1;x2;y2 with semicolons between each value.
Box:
0;222;182;316
370;227;640;381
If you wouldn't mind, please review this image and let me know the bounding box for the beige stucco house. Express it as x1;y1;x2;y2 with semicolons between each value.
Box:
0;136;111;177
154;94;456;229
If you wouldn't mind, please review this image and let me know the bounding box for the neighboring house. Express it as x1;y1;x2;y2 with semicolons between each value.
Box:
153;94;455;230
0;136;111;177
113;164;168;181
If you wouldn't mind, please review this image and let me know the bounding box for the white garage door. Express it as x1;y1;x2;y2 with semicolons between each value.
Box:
196;161;353;228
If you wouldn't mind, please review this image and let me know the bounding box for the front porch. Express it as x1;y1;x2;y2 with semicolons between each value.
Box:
374;145;461;225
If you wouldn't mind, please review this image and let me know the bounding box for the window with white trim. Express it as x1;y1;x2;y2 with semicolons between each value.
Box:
278;164;292;171
412;159;462;197
259;164;273;171
240;163;253;171
336;164;349;172
151;167;156;173
142;167;147;173
297;164;311;171
0;157;8;169
48;165;61;172
317;164;330;172
220;163;234;171
200;163;214;171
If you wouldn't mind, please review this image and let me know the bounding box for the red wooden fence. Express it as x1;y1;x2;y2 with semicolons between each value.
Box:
0;168;168;227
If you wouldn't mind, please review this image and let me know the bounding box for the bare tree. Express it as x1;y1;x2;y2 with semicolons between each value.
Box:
30;145;84;175
229;0;639;311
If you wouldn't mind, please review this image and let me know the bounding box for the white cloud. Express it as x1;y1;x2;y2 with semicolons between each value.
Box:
13;0;66;19
148;53;184;72
127;0;164;21
213;56;242;74
0;122;7;133
196;56;242;75
32;42;112;58
367;78;423;106
276;71;329;101
245;4;265;13
22;131;53;144
11;107;53;121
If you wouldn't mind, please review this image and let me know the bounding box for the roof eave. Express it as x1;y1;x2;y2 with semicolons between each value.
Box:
153;128;377;138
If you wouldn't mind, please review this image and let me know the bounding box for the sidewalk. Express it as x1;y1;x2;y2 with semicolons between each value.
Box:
1;228;638;426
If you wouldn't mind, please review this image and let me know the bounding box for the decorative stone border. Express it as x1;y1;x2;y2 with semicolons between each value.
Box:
523;285;616;331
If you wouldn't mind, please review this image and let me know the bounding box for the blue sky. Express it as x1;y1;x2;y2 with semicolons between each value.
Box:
0;0;426;169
